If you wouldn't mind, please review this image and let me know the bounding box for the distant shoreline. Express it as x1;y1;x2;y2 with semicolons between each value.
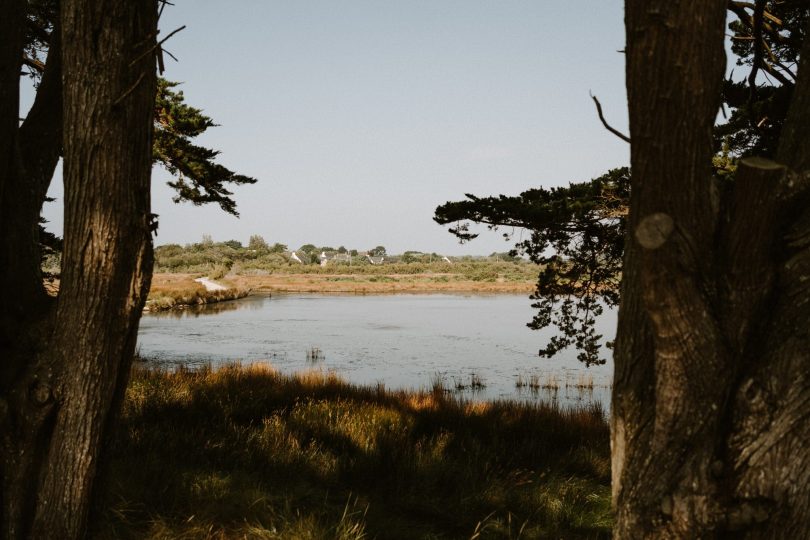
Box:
157;272;535;295
45;272;535;312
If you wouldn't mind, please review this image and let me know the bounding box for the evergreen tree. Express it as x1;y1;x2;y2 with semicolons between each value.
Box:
436;2;807;365
436;169;629;365
614;1;810;534
2;0;158;535
154;79;256;216
1;3;257;536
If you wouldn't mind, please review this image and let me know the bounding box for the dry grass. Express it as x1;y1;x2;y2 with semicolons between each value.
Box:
146;275;250;311
219;273;534;294
94;364;612;539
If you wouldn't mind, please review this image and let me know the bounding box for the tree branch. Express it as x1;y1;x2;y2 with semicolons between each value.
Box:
748;0;766;108
128;25;185;67
25;18;53;45
727;1;790;44
759;57;794;87
590;93;631;143
113;72;147;106
22;55;45;73
19;19;63;204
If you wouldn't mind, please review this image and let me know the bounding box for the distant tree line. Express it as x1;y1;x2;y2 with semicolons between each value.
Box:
150;235;534;279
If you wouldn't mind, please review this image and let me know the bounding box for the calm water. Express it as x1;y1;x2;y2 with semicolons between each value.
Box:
137;293;616;408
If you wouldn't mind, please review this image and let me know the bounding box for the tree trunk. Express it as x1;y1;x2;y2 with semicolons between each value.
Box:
613;2;810;537
0;1;53;536
0;0;157;538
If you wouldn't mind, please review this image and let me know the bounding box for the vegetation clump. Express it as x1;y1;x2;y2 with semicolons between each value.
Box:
145;275;249;312
95;364;612;539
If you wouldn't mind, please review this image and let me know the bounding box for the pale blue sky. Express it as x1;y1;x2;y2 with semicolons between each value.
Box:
39;0;629;254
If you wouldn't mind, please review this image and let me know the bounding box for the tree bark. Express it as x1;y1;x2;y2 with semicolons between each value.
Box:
614;2;810;537
0;0;47;362
0;1;54;536
0;7;63;354
0;0;157;538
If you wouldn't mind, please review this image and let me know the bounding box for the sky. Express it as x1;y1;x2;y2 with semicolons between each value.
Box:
36;0;630;255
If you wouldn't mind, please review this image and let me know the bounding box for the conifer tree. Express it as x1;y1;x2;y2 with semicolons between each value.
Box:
436;2;808;364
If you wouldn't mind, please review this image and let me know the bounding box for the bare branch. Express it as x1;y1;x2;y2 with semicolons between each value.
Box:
157;25;186;47
113;72;147;106
590;93;630;143
759;57;794;86
762;39;798;82
128;25;186;67
158;0;174;19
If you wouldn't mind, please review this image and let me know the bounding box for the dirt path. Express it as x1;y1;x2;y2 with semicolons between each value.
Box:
193;277;229;291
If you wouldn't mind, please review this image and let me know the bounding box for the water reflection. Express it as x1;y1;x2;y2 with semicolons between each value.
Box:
147;300;244;319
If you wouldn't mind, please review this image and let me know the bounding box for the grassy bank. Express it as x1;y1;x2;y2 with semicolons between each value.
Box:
151;243;539;294
149;272;533;295
225;272;534;294
95;364;612;539
145;275;250;311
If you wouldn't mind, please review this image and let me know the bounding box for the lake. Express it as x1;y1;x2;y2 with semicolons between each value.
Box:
137;293;616;409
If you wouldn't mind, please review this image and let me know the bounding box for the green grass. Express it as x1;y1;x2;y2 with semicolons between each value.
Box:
94;364;611;539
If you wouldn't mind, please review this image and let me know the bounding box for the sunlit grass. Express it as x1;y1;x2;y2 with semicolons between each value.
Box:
146;275;249;311
95;364;611;539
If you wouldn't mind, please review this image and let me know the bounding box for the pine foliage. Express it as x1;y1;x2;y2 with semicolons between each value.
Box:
435;169;629;365
436;2;808;365
154;79;256;216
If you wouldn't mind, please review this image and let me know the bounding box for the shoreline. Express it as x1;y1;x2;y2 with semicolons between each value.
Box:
142;272;535;311
46;272;537;311
202;272;535;294
145;274;250;311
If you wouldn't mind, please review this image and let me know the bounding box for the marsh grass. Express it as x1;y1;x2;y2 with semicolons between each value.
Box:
306;347;325;363
452;373;486;392
570;373;594;390
95;364;611;539
145;276;250;311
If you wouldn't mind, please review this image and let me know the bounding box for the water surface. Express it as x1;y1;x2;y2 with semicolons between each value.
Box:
138;293;615;408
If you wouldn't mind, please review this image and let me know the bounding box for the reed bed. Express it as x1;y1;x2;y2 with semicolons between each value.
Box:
516;373;612;395
94;363;612;539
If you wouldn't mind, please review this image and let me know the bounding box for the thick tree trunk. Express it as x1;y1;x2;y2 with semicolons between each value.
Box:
0;1;53;537
0;1;157;538
0;0;47;355
0;6;63;354
613;2;810;537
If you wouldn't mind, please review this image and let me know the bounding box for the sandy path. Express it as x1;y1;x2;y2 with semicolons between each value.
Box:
194;277;229;291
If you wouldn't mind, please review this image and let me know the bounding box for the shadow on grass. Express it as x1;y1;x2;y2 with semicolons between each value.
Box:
94;364;612;539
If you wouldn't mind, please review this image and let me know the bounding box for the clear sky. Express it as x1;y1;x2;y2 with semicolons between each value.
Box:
38;0;629;255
